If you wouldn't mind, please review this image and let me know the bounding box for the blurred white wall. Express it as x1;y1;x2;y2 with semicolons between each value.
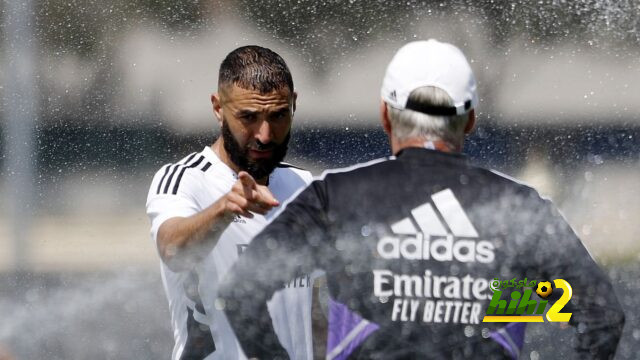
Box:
496;45;640;124
34;10;640;132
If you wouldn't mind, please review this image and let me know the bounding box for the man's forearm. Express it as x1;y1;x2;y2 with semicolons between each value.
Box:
158;199;232;271
157;172;280;272
570;268;625;359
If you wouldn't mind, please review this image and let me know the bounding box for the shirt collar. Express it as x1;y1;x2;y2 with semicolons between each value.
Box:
395;147;469;165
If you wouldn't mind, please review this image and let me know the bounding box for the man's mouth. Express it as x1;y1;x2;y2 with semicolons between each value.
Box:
248;148;274;159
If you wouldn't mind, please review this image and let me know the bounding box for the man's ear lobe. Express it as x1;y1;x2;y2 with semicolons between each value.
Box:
464;109;476;134
292;91;297;114
212;93;223;122
380;100;392;136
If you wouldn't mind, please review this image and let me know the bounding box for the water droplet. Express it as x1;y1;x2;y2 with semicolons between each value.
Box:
214;298;226;310
464;325;475;337
583;171;593;182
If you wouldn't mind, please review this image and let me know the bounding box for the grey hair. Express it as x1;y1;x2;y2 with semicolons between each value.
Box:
387;86;470;145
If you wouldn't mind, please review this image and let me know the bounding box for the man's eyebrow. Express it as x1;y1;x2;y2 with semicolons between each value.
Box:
235;109;258;117
271;107;290;115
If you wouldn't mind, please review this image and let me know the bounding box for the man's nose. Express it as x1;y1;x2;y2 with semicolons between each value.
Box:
255;120;273;145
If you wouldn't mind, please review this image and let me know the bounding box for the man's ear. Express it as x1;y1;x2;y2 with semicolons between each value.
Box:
380;99;392;136
464;109;476;134
212;93;223;124
292;91;297;115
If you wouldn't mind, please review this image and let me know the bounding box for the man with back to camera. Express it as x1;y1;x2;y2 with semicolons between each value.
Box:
146;45;320;360
219;40;625;359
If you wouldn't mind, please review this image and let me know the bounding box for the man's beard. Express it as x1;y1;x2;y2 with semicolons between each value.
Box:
221;120;290;180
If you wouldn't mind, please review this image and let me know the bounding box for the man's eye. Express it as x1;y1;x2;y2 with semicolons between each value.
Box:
271;111;289;121
239;113;257;122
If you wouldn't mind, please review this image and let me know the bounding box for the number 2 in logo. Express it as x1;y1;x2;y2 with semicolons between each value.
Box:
546;279;572;322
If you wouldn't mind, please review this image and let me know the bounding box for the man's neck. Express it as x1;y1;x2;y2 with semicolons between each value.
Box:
211;140;269;185
391;137;461;155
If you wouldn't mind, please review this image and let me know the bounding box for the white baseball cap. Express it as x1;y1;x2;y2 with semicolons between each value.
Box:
381;39;478;116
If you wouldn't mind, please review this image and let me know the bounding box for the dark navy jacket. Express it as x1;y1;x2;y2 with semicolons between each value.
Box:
220;148;624;360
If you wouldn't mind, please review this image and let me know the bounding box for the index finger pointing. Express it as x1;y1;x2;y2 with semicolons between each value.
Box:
238;171;256;199
255;185;280;207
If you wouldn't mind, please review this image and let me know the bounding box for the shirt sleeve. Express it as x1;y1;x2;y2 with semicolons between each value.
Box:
300;169;314;185
219;179;331;359
524;196;625;359
146;164;202;244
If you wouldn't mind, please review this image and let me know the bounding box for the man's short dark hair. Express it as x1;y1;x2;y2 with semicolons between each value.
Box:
219;45;294;93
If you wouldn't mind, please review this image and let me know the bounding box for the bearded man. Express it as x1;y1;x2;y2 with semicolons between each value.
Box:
146;45;317;360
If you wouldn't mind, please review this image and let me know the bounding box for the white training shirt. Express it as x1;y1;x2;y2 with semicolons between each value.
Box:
146;146;315;360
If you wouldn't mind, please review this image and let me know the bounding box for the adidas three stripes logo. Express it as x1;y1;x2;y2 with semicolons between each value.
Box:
156;153;212;195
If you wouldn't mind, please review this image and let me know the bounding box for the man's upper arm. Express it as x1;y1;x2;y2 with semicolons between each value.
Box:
146;165;201;243
526;196;625;358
